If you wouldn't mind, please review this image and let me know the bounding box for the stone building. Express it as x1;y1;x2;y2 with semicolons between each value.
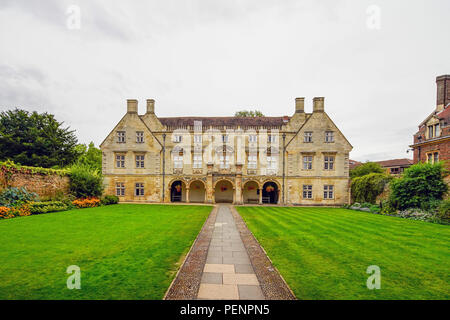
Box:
100;97;353;205
411;75;450;165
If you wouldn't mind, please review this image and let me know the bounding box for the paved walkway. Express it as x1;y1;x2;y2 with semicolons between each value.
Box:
197;205;265;300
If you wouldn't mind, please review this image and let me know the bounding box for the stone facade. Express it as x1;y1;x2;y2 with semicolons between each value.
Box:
100;97;353;205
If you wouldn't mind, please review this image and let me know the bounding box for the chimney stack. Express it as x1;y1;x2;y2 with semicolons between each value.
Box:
295;97;305;113
146;99;155;114
436;75;450;111
313;97;324;113
127;99;138;113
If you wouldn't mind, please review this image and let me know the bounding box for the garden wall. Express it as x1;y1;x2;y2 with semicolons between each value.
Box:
0;163;70;199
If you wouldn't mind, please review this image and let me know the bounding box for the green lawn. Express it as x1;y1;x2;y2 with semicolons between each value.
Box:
237;206;450;300
0;204;212;300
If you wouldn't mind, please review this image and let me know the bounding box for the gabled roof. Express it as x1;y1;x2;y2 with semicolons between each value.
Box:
375;158;413;168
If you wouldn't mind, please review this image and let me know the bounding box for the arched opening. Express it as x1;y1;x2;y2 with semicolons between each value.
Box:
262;181;279;204
214;180;234;203
242;181;259;204
170;180;186;202
189;180;206;203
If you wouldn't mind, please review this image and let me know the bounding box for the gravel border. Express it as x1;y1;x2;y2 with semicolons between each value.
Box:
164;206;218;300
230;206;296;300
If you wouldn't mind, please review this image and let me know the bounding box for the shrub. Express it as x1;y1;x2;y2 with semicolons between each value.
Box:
0;187;39;208
10;204;31;217
350;162;384;179
397;208;438;222
69;164;104;198
72;197;101;209
390;162;448;210
351;173;391;204
380;200;397;215
29;201;68;215
437;200;450;221
101;195;119;206
369;204;381;214
0;206;13;219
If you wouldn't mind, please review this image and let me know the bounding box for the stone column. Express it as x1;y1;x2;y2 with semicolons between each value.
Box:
235;164;243;205
206;163;214;203
259;188;263;204
186;188;190;203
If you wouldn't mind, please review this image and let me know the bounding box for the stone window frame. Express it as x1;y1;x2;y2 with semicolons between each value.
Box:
136;131;144;143
304;131;313;143
323;185;334;199
426;151;439;164
303;155;313;170
249;134;258;143
135;183;144;196
303;185;313;199
115;153;126;168
248;154;257;169
117;131;126;143
266;155;278;170
325;131;334;143
173;135;182;143
193;154;202;168
194;134;202;143
324;155;335;170
116;182;125;197
135;154;145;168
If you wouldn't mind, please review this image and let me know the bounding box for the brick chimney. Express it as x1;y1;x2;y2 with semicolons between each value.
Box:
127;99;138;113
295;97;304;113
146;99;155;114
313;97;324;113
436;75;450;111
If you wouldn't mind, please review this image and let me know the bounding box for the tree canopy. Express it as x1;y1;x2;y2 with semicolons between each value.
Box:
350;162;384;179
234;110;265;117
74;142;102;171
0;109;79;168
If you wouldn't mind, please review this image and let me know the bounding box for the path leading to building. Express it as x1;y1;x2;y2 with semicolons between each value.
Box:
197;205;264;300
165;204;295;300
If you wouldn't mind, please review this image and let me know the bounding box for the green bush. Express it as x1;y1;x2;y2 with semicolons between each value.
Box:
380;200;397;215
390;162;448;210
101;195;119;206
69;164;104;199
351;173;391;204
369;204;381;214
350;162;384;179
29;201;68;214
437;200;450;221
0;187;39;208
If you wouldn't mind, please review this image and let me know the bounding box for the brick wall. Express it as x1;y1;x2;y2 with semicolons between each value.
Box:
0;171;70;199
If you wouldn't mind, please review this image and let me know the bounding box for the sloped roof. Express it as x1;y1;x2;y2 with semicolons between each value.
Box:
375;158;413;168
157;116;290;129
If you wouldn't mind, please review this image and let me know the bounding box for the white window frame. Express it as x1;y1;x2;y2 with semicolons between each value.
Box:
249;135;257;143
173;155;183;168
193;154;202;168
325;131;334;143
248;155;257;169
136;131;144;143
267;155;278;170
324;156;334;170
117;131;126;143
194;135;202;143
219;154;230;169
303;156;313;170
268;135;277;143
116;154;125;168
304;132;312;143
135;155;145;168
303;185;312;199
324;185;334;199
174;135;182;143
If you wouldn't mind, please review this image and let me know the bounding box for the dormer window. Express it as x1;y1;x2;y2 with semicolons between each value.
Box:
434;124;440;137
117;131;126;143
428;125;434;138
304;132;312;143
174;135;182;143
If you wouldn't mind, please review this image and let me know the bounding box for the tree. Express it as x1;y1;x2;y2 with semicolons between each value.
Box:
390;162;448;210
234;110;265;117
69;163;104;198
350;162;384;179
75;142;102;171
0;109;79;168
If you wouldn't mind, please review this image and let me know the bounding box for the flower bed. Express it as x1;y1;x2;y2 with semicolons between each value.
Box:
72;197;101;209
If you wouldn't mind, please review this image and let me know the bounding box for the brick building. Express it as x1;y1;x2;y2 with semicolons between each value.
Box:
375;158;413;175
411;75;450;165
100;97;352;205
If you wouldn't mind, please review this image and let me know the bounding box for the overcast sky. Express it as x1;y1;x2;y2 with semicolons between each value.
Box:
0;0;449;161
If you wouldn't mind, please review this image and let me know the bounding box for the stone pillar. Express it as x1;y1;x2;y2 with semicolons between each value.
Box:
206;163;214;203
235;164;243;205
232;188;236;204
186;188;190;203
259;188;263;204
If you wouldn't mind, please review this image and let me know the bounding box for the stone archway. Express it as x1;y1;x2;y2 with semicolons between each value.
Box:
262;181;279;204
214;180;234;203
189;180;206;203
242;181;260;204
170;180;187;202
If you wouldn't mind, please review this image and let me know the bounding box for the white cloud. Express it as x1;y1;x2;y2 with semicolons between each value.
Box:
0;0;449;161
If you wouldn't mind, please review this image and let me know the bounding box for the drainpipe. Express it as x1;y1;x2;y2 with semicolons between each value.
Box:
282;133;286;205
162;133;166;202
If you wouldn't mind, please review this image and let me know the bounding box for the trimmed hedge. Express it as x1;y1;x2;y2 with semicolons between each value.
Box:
29;201;68;214
0;160;70;177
